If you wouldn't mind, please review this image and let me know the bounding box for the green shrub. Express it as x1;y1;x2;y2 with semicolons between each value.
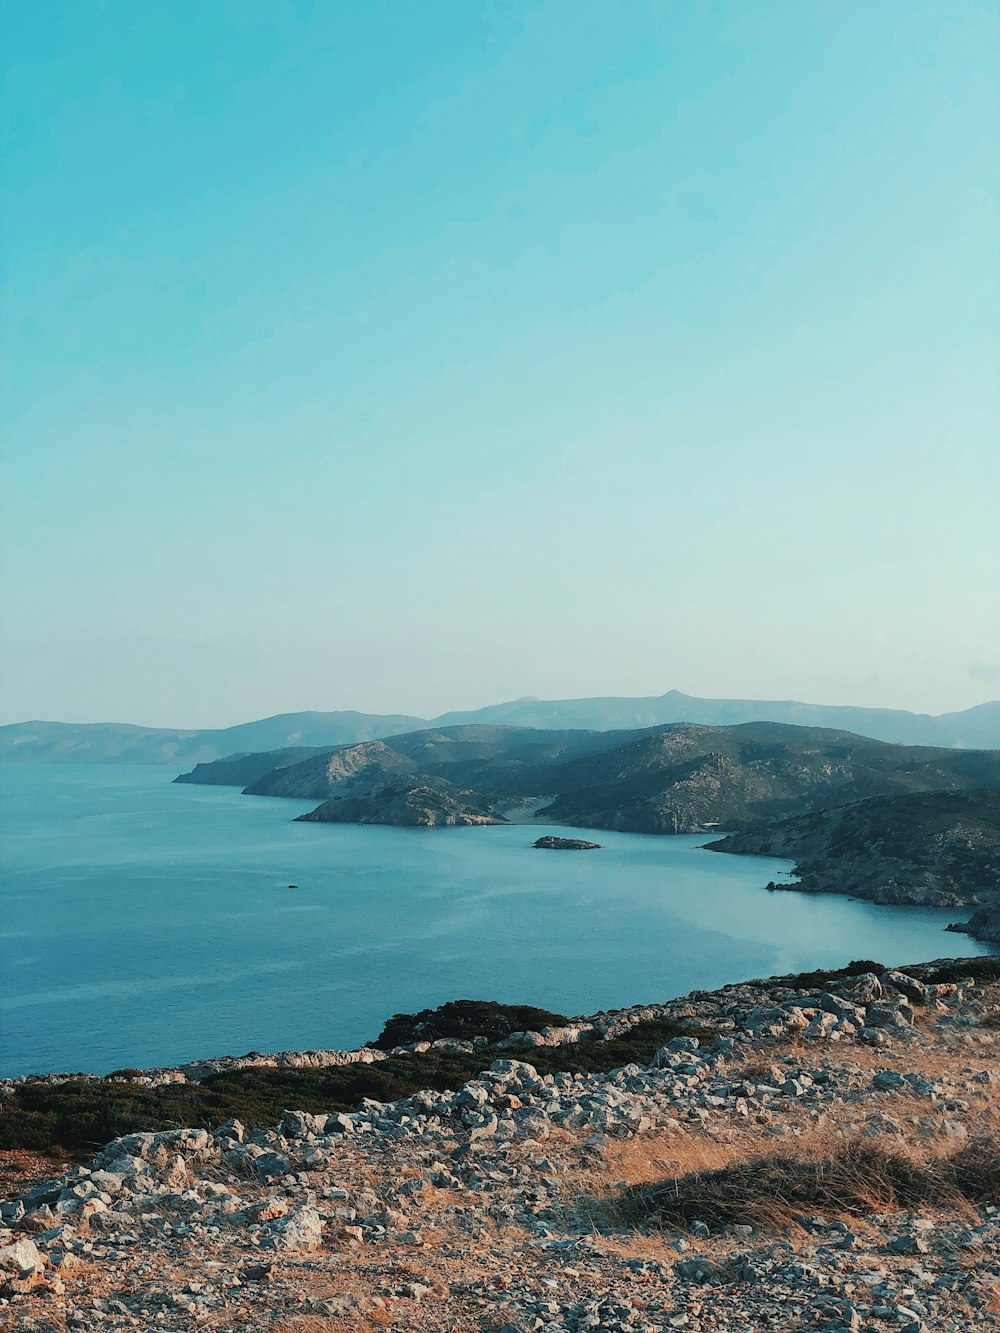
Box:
0;1015;717;1156
748;960;885;991
919;957;1000;984
374;999;570;1050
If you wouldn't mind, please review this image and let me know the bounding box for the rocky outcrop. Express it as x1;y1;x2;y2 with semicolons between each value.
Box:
533;836;601;849
948;906;1000;945
707;788;1000;930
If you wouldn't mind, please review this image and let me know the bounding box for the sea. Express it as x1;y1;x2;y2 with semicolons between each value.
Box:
1;764;992;1077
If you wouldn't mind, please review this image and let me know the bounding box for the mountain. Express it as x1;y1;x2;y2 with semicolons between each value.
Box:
240;725;633;800
3;693;998;764
174;747;332;788
706;788;1000;940
436;691;1000;749
180;720;1000;836
0;712;423;766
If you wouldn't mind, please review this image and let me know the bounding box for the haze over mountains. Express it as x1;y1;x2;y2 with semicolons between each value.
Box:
3;690;999;764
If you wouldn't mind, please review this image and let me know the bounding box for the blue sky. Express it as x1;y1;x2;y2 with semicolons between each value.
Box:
2;0;998;726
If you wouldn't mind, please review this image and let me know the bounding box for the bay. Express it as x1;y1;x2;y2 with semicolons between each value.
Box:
0;763;992;1076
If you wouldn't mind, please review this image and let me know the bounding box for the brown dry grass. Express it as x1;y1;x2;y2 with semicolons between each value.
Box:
614;1127;999;1235
981;1282;1000;1318
594;1128;733;1188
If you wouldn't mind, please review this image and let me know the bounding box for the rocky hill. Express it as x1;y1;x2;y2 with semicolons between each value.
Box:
180;721;1000;837
706;788;1000;941
173;745;331;787
295;778;504;828
2;958;998;1331
239;725;630;801
531;723;1000;834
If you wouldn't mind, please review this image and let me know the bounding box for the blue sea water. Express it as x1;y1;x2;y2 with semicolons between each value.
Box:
0;764;992;1076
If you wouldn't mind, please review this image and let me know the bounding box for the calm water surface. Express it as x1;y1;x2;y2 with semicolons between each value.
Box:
1;764;992;1075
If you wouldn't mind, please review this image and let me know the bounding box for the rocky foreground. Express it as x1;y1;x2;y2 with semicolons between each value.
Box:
2;961;999;1332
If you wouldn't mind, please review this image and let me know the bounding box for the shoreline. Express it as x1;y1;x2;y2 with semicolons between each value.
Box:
4;954;992;1089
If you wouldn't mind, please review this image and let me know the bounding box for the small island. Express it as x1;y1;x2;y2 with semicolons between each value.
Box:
533;835;601;850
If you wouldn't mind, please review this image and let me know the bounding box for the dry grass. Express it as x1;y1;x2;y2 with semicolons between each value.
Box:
614;1128;999;1235
594;1129;733;1188
981;1282;1000;1318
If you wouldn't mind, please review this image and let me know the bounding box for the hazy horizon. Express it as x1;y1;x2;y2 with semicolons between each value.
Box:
2;2;998;728
3;684;999;734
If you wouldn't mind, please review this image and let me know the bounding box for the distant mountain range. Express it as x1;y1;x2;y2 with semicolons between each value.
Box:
0;711;424;767
2;690;999;763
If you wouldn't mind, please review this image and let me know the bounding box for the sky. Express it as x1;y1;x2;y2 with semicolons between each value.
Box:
1;0;998;728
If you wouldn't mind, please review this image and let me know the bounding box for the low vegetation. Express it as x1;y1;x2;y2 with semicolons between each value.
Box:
0;1015;715;1155
745;959;885;991
921;957;1000;984
373;999;571;1049
743;957;1000;991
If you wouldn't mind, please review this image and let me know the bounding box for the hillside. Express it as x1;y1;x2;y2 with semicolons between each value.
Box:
0;711;423;766
173;745;331;787
5;691;999;763
706;788;1000;939
179;721;1000;837
438;689;1000;749
240;725;632;800
296;778;504;827
533;723;1000;833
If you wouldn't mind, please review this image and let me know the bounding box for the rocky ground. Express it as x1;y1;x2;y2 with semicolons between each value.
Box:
2;963;998;1332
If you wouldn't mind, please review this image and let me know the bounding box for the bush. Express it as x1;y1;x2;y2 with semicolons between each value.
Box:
919;958;1000;984
374;999;570;1050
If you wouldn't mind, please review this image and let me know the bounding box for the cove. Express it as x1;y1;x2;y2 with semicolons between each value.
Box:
0;764;992;1076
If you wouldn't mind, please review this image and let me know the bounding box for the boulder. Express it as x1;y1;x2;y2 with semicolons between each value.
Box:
880;970;927;1005
279;1109;327;1139
264;1206;324;1250
0;1235;46;1293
